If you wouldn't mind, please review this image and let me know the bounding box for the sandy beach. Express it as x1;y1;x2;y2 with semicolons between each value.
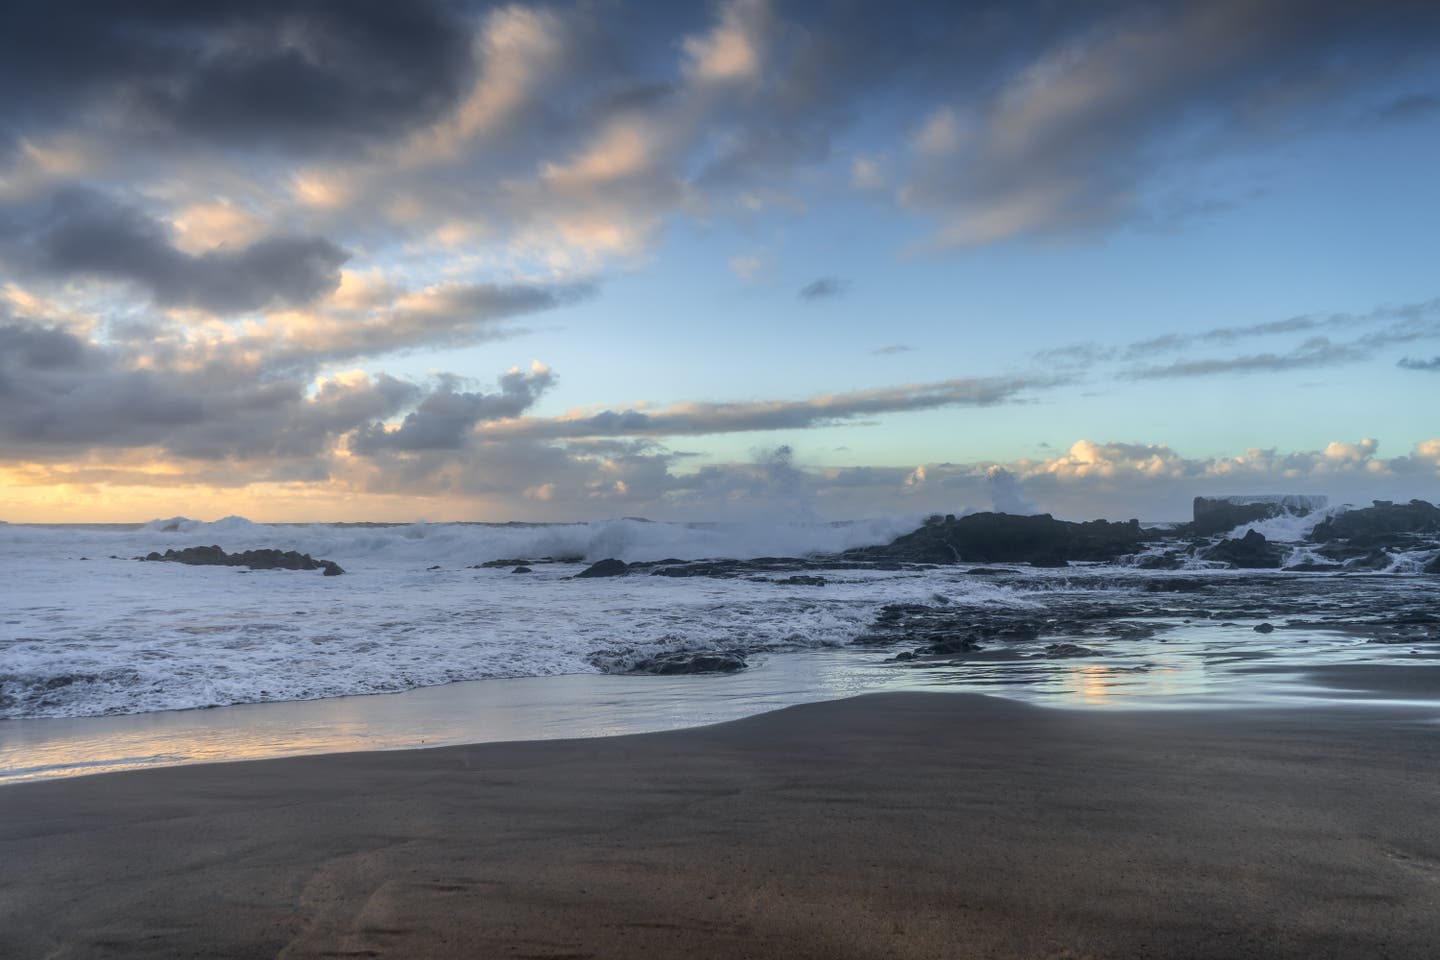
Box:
4;691;1439;959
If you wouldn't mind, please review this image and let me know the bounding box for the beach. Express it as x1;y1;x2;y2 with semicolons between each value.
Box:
5;691;1439;959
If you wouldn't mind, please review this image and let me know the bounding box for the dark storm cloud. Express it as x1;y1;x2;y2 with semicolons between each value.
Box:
0;0;474;155
350;366;556;454
0;317;415;463
798;276;845;300
6;190;347;313
1398;356;1440;371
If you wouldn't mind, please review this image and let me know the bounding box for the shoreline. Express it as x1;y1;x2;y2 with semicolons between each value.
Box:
6;651;1440;787
4;691;1440;958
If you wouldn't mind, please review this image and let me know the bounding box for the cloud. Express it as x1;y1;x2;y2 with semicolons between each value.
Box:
485;373;1060;441
252;279;597;370
350;364;556;454
1121;336;1365;380
1031;298;1440;381
0;1;475;157
6;189;347;313
1361;93;1440;126
0;318;415;464
6;0;1432;286
729;253;770;281
871;344;916;355
798;276;845;300
1398;355;1440;371
899;1;1440;246
850;155;886;190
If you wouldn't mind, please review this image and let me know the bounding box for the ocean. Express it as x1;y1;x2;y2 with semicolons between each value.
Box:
2;509;1437;781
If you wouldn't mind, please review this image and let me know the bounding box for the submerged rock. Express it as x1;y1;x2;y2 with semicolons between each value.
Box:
1144;578;1209;593
142;545;345;575
575;558;629;578
1201;530;1284;569
1042;643;1098;658
915;634;984;656
629;651;748;675
511;566;533;574
777;575;827;586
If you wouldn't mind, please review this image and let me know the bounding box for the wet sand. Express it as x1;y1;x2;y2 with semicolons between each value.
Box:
3;692;1439;958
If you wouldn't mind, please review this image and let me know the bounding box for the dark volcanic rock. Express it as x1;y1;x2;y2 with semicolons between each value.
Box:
1254;622;1275;634
629;651;748;675
1192;497;1308;536
1202;530;1284;569
854;512;1143;565
142;545;345;575
648;558;823;579
916;634;984;655
511;566;533;574
1310;499;1440;544
1344;549;1393;571
575;558;629;578
1284;560;1344;572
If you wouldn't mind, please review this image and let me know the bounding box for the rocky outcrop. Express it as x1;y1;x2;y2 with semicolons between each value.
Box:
141;545;345;575
1191;495;1325;536
854;512;1144;565
629;651;748;674
1310;500;1440;544
1201;530;1283;569
575;558;629;578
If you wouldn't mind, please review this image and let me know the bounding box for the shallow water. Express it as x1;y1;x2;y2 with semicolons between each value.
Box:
5;625;1438;785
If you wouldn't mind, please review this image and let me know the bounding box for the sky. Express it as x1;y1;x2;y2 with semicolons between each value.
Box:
1;0;1438;523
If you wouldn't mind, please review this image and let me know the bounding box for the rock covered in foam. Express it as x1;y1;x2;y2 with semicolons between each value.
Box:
1191;495;1327;536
